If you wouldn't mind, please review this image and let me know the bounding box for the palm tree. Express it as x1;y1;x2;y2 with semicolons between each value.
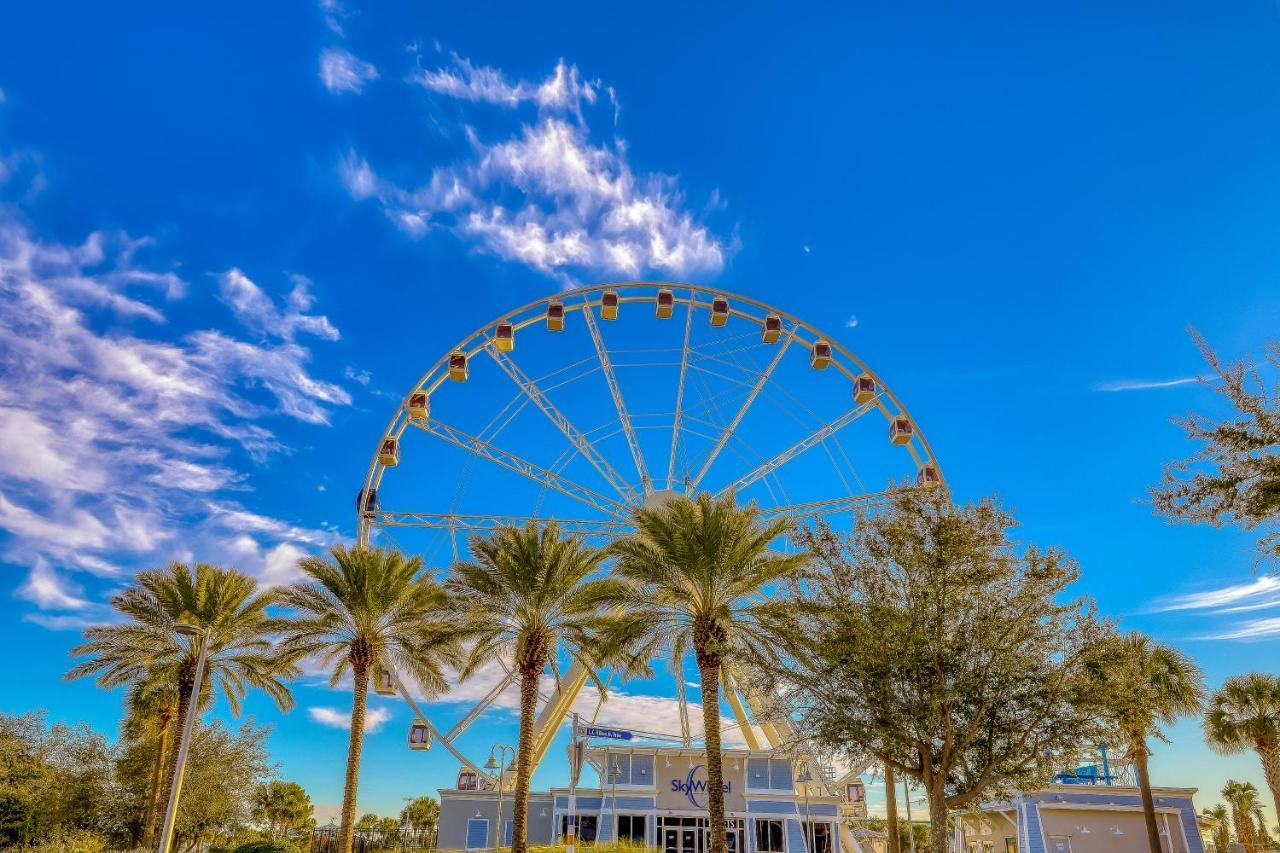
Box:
276;546;463;853
121;672;186;848
446;523;614;853
1205;673;1280;824
68;562;296;850
1202;804;1231;853
1085;632;1205;853
599;492;807;853
1223;780;1261;853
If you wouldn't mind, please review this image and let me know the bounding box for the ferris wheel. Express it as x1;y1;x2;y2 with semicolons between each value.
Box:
355;282;942;791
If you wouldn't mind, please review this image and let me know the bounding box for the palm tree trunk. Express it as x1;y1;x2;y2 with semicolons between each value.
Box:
160;671;197;853
143;717;173;846
1132;743;1163;853
884;764;900;853
340;660;370;853
698;659;728;853
1232;803;1258;853
512;665;538;853
1259;740;1280;839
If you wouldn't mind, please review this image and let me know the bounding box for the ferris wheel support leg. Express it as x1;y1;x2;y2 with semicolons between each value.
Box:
527;661;592;774
721;669;762;751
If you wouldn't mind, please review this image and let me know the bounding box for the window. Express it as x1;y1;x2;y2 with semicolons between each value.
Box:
607;753;632;785
465;819;488;851
617;815;646;843
748;758;794;791
755;820;785;853
803;823;832;853
503;820;513;845
560;815;598;843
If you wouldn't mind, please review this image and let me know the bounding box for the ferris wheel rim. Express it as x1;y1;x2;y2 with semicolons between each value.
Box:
356;280;943;545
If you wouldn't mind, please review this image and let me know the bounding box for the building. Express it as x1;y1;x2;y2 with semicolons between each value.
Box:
438;744;851;853
963;785;1204;853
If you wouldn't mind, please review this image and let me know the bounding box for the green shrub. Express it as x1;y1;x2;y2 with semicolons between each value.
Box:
233;841;300;853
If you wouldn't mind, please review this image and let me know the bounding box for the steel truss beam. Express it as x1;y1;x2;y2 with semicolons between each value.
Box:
689;327;796;492
581;296;653;495
488;348;641;505
716;400;879;498
443;670;518;742
667;291;696;490
370;511;628;537
408;418;629;519
759;489;901;520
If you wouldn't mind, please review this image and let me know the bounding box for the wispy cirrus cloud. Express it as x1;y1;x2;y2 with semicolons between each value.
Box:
1094;376;1198;392
319;48;378;94
1150;576;1280;641
1205;618;1280;640
340;54;728;283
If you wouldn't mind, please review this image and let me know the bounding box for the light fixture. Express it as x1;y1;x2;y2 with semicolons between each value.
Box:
507;759;517;772
1110;827;1124;836
484;756;499;771
1077;826;1090;835
541;809;548;817
475;810;482;819
174;622;203;637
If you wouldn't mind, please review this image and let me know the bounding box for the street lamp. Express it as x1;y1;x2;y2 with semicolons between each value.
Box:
607;757;623;843
157;623;210;853
485;744;515;849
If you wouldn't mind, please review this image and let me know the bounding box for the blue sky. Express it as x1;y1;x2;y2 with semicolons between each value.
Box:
2;0;1279;827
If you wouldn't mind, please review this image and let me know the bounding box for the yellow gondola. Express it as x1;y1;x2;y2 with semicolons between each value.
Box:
406;391;429;420
373;666;396;697
601;290;619;320
656;288;674;319
448;351;468;381
378;437;400;467
495;323;515;352
916;463;941;487
853;374;876;405
710;297;729;327
889;417;914;446
761;314;782;344
547;300;565;332
407;722;432;751
810;340;832;369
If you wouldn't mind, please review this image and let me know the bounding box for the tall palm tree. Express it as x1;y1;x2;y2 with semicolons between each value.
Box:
1223;780;1261;853
1202;804;1231;853
446;523;614;853
276;546;463;853
599;492;807;853
1085;632;1205;853
1205;673;1280;824
121;672;186;848
68;562;296;850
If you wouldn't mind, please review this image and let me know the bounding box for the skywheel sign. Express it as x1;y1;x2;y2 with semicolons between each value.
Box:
579;725;633;741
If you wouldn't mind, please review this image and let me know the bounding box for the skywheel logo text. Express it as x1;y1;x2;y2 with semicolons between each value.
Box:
671;765;731;808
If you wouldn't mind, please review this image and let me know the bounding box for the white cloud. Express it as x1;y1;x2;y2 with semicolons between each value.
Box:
344;56;727;282
845;315;858;328
1203;618;1280;641
16;560;89;610
310;705;393;732
1148;577;1280;613
318;0;347;35
343;365;371;385
1094;376;1198;392
0;207;346;622
320;48;378;94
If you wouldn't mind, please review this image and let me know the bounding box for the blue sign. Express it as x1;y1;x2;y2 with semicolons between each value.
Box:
671;764;731;808
581;725;633;741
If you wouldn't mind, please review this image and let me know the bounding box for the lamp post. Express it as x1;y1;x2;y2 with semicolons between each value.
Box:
485;744;515;849
607;757;622;843
157;623;210;853
796;765;815;853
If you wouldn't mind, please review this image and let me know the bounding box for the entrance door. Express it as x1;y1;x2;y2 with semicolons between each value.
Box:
665;829;680;853
682;828;699;853
1047;837;1071;853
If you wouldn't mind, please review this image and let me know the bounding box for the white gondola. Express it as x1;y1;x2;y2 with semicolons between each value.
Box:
853;374;876;405
889;417;914;446
406;391;429;420
448;351;468;382
373;666;396;697
656;288;674;319
407;722;432;751
601;290;620;320
710;297;729;327
810;340;832;369
761;314;782;344
495;323;515;352
547;301;565;332
457;768;479;790
378;437;400;467
355;488;378;515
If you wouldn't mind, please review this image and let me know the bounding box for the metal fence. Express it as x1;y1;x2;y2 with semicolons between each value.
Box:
310;827;438;853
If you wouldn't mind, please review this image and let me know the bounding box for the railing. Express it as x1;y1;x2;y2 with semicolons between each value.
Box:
310;827;438;853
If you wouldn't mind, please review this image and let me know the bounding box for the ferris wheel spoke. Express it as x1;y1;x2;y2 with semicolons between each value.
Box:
408;418;629;519
667;289;697;490
674;668;693;747
757;488;901;520
580;295;653;495
369;511;628;538
487;348;641;505
715;399;880;498
443;668;519;741
688;326;797;493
